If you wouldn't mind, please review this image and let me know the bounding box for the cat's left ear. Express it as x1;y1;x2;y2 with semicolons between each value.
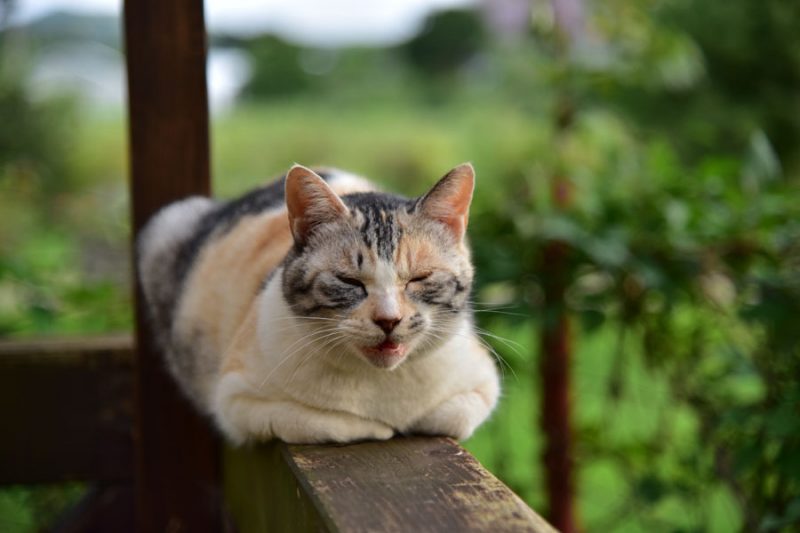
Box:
418;163;475;241
285;165;349;244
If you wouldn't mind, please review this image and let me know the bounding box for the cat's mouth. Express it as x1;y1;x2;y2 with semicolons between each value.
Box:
360;340;407;368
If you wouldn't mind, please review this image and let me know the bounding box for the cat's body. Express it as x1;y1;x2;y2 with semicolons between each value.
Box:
138;164;499;444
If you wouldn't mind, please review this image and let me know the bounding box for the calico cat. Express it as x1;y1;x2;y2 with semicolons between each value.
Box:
137;163;499;444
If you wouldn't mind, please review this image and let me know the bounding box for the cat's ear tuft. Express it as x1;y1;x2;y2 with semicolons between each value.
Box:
418;163;475;240
285;165;349;244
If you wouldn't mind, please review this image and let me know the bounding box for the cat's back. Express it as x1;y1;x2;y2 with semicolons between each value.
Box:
138;169;374;352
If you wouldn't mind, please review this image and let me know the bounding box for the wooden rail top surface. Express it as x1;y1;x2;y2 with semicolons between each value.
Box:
0;336;555;532
227;438;555;533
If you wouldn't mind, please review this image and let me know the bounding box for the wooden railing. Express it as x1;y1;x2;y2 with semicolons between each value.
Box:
0;335;134;485
0;336;555;532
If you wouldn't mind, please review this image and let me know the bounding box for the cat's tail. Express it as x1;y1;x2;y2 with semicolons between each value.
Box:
136;196;216;353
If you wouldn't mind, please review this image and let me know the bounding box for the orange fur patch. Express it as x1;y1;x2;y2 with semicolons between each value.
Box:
176;208;293;353
398;234;437;278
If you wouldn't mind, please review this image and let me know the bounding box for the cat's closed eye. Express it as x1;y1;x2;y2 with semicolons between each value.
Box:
336;274;365;289
407;272;432;285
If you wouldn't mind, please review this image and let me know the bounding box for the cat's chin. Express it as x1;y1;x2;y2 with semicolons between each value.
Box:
359;341;408;370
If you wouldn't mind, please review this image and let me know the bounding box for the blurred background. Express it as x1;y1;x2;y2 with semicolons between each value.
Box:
1;0;798;531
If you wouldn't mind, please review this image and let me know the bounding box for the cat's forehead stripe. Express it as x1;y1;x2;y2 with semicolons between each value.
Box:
355;205;402;261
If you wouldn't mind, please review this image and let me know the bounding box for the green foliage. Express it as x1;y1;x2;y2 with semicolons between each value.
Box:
461;0;800;529
240;35;312;99
402;9;486;76
239;35;418;105
471;139;800;527
0;484;84;533
0;69;75;201
0;19;130;333
665;0;800;169
0;229;131;336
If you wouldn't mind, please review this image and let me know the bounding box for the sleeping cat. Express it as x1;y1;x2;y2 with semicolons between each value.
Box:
137;163;499;444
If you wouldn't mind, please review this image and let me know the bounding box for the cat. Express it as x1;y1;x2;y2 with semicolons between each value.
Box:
137;163;499;444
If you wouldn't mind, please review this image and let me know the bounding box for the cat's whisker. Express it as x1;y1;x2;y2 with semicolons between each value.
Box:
259;332;343;391
259;314;345;326
271;325;341;360
471;309;530;318
431;309;525;355
258;327;343;389
473;336;518;382
273;328;343;367
297;334;350;382
425;324;518;382
285;336;346;387
421;327;518;381
284;351;322;389
472;326;526;353
468;303;521;310
414;335;439;357
466;299;522;308
466;301;531;316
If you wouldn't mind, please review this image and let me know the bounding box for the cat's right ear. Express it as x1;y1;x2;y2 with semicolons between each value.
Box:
285;165;349;245
418;163;475;241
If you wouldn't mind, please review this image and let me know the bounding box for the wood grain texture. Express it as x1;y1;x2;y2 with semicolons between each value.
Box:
124;0;221;531
0;336;134;484
224;443;326;533
226;437;556;533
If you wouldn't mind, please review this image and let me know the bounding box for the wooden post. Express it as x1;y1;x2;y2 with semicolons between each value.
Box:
124;1;221;532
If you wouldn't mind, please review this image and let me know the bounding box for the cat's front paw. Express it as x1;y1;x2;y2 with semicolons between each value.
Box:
277;415;395;444
213;376;395;445
409;390;494;441
324;419;395;444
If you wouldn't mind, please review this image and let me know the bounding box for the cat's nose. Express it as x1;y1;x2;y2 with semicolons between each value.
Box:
373;317;401;334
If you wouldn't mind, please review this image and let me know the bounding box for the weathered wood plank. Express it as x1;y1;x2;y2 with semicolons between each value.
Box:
224;443;326;533
124;0;221;530
226;437;556;533
0;336;134;485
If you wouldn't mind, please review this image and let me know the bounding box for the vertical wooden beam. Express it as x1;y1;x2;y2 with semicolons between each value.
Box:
124;1;221;532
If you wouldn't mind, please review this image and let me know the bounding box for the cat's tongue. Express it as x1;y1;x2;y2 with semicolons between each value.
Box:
362;340;407;368
374;340;403;355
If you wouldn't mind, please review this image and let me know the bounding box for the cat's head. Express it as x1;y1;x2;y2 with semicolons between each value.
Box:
280;164;475;370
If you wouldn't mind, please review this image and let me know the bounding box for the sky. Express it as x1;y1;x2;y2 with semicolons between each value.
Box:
12;0;477;46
